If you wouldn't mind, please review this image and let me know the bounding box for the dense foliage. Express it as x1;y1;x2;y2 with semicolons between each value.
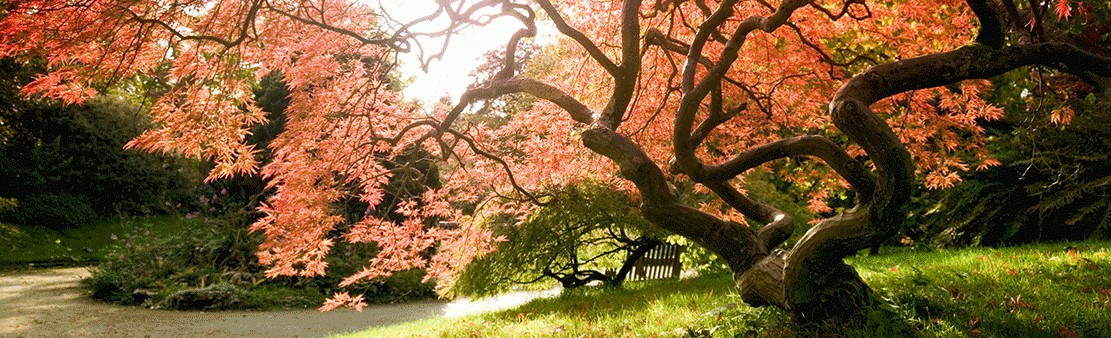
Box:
0;59;201;228
909;95;1111;246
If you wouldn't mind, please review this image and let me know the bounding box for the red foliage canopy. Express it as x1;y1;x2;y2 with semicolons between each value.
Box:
2;0;1106;312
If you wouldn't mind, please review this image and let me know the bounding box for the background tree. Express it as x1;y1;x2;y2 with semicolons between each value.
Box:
1;0;1108;324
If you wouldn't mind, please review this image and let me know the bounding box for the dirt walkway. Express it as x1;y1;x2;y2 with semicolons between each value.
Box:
0;267;447;337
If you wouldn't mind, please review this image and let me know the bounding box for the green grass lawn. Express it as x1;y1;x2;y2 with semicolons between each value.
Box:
0;216;196;268
353;274;747;338
347;240;1111;337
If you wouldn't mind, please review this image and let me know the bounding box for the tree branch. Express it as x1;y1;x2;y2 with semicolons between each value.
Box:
264;1;405;49
581;126;766;272
673;0;811;182
439;77;595;131
681;0;739;93
534;0;620;75
116;1;263;49
595;0;644;130
966;0;1005;48
705;135;876;198
780;38;1111;316
702;181;794;251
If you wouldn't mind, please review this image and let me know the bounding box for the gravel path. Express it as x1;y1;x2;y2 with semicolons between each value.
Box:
0;267;448;337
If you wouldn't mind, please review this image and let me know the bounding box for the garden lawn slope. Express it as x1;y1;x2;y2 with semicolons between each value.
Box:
0;216;190;268
349;240;1111;337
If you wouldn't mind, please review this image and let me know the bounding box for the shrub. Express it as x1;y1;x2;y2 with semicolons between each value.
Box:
87;218;264;305
4;193;97;229
86;217;434;310
0;197;16;213
1;59;203;219
158;284;246;310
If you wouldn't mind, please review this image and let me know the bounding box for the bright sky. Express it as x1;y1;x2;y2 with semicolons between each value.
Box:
374;1;542;107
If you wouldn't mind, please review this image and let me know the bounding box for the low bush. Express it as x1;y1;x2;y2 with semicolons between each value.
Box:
86;216;435;310
158;284;246;310
87;219;277;308
3;193;96;230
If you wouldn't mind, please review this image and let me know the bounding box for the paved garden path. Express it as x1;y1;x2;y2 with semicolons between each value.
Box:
0;267;555;337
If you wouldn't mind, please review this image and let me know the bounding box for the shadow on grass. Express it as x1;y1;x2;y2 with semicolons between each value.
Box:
486;274;731;320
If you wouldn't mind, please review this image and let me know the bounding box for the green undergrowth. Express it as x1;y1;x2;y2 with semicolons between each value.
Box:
3;215;433;311
84;215;434;311
349;240;1111;337
0;216;187;268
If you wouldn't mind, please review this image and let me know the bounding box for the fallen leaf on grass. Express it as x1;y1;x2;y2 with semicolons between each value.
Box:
1005;295;1034;310
1057;325;1079;338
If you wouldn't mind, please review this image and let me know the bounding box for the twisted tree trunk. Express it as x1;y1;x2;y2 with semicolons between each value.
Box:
587;1;1111;325
732;43;1110;325
454;0;1111;325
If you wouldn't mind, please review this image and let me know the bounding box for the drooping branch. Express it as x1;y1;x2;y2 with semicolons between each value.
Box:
417;73;606;207
783;22;882;71
117;1;264;49
360;1;540;69
442;129;550;205
702;180;795;251
837;43;1111;107
264;1;406;49
438;77;595;130
807;0;872;21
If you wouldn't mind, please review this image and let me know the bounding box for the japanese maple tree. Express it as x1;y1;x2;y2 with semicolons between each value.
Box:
2;0;1108;323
